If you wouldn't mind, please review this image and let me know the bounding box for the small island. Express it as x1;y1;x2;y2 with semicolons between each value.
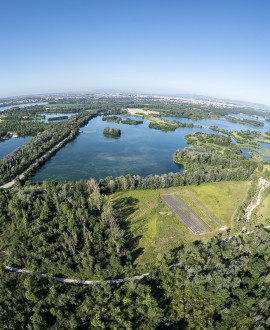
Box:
121;118;143;125
149;118;197;131
102;116;122;123
48;115;69;121
103;127;121;137
102;116;143;125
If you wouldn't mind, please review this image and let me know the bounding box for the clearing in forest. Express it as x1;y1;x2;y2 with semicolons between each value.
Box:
112;181;250;267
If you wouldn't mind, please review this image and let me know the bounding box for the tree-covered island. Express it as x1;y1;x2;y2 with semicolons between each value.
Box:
102;116;143;125
47;115;69;121
121;118;143;125
103;126;121;137
225;115;264;126
102;115;122;123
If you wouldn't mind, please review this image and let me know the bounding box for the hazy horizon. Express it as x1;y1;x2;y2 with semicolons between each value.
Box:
1;0;270;105
1;89;270;110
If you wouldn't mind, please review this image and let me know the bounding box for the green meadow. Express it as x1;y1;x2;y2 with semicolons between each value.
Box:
112;180;251;268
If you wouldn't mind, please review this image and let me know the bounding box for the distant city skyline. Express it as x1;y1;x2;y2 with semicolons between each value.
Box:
1;0;270;106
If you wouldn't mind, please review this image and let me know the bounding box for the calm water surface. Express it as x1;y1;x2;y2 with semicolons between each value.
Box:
0;137;31;158
39;113;77;123
258;141;270;149
241;149;252;159
0;102;48;112
161;114;270;132
2;112;269;182
31;116;213;181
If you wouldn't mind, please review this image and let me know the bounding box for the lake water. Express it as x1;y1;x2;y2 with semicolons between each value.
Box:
161;114;270;132
31;116;213;182
0;102;48;112
30;114;270;182
258;141;270;149
40;113;77;123
1;111;270;182
241;149;252;159
0;136;31;158
225;113;270;132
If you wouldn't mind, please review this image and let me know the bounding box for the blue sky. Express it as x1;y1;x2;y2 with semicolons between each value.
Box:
1;0;270;105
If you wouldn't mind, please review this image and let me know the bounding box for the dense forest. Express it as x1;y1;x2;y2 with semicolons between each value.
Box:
0;120;51;139
1;221;270;328
174;144;257;172
173;132;258;185
148;119;199;131
0;180;133;280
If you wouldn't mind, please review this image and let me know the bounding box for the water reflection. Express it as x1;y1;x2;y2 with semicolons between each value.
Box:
0;137;32;158
29;114;270;182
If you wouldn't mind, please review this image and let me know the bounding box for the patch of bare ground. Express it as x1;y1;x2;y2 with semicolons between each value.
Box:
125;108;159;115
244;178;270;229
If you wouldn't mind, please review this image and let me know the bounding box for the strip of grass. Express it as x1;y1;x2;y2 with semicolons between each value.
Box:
175;189;224;229
253;188;270;226
182;181;251;228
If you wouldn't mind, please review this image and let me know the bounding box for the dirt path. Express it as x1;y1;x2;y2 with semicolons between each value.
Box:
244;177;270;230
3;263;180;285
3;222;270;285
224;177;270;242
229;181;251;232
0;135;72;189
4;224;270;285
126;108;159;115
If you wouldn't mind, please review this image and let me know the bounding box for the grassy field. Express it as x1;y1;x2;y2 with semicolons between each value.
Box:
174;189;224;229
112;181;250;268
252;187;270;227
178;181;251;228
